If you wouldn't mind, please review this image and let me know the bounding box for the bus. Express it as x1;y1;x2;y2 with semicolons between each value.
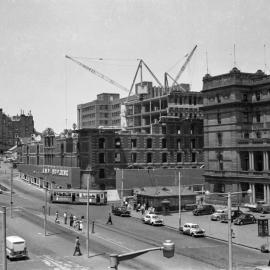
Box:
49;189;107;205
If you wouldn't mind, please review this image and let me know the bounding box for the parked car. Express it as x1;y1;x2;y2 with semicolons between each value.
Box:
112;206;131;217
211;209;228;221
220;209;243;223
254;204;270;214
142;213;164;226
6;236;28;260
193;204;215;216
180;223;205;237
234;213;256;225
184;204;197;211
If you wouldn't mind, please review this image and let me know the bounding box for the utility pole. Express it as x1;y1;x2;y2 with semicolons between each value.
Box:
86;171;90;257
10;162;13;218
178;171;181;231
1;206;7;270
228;192;232;270
44;187;47;236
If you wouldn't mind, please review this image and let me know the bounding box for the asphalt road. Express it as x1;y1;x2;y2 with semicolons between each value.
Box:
0;163;269;269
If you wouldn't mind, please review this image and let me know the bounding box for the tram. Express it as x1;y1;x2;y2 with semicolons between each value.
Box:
49;189;107;205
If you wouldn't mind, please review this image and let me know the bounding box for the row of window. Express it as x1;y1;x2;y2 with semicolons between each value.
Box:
98;152;197;163
98;137;197;149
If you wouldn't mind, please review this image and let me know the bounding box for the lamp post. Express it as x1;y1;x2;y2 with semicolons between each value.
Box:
10;161;13;218
109;240;175;269
178;171;181;231
0;206;7;270
44;186;48;236
205;189;252;270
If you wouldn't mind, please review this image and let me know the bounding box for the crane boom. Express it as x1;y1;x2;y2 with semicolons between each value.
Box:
172;45;197;87
65;55;130;93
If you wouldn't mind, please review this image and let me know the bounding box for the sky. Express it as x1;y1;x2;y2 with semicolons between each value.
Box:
1;0;270;133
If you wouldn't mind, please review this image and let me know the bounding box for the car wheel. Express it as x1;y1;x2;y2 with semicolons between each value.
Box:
240;221;243;225
216;216;220;221
191;233;195;237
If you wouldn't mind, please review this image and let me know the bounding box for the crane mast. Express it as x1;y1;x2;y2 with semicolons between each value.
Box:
65;55;130;93
172;45;197;88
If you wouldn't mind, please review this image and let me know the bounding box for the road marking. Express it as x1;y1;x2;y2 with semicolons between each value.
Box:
92;233;133;252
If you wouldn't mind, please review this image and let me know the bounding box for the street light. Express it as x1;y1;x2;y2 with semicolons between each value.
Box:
10;161;13;218
205;189;252;270
109;240;175;269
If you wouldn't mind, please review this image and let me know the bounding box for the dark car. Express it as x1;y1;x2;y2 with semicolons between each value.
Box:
234;213;256;225
193;204;215;216
112;206;131;217
220;209;243;223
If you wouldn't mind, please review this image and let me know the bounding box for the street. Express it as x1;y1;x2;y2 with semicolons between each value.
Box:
0;162;269;269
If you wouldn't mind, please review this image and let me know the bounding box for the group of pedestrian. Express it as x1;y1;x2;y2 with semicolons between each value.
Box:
69;213;84;231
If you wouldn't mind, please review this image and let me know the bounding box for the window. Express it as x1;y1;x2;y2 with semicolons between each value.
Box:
147;138;152;148
213;183;225;193
162;138;167;148
217;94;221;103
217;152;223;171
161;126;166;135
217;113;221;124
256;131;261;138
177;139;181;149
243;132;249;139
177;153;182;162
243;94;248;102
115;138;121;148
217;133;222;146
191;139;196;149
131;139;137;148
99;153;105;163
131;153;137;163
99;169;105;178
115;153;121;163
190;125;195;135
256;92;260;101
99;138;105;149
192;152;196;162
146;153;152;163
177;127;181;134
256;112;261;123
162;153;167;163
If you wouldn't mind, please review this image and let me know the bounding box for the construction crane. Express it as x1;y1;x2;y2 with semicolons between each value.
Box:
65;55;130;93
171;45;197;89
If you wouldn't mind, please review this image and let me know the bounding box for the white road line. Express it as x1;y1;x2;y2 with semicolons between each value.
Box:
92;233;133;252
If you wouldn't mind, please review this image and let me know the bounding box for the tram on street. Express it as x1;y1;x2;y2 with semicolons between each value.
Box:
49;189;107;205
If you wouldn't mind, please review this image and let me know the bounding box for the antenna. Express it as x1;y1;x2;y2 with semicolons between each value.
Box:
206;50;209;74
264;44;266;73
65;60;68;130
233;44;236;67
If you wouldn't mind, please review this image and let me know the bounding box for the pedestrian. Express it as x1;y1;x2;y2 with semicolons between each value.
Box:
55;210;60;224
106;212;113;225
79;220;83;231
63;212;67;225
73;236;82;256
69;214;73;227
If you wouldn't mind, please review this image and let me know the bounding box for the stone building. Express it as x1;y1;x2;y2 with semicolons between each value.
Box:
0;109;34;153
202;67;270;205
77;93;121;129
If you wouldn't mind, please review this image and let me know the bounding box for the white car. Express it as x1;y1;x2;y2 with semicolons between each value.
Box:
180;223;205;237
211;209;228;221
143;213;164;226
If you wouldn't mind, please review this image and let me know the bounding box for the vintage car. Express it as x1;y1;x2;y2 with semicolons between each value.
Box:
220;209;243;223
193;204;215;216
142;213;164;226
180;223;205;237
234;213;256;225
211;209;228;221
6;236;28;260
112;206;131;217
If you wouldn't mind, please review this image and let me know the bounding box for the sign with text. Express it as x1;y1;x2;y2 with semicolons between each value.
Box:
42;167;69;177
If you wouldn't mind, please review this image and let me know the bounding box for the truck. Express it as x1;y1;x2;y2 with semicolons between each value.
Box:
6;236;28;260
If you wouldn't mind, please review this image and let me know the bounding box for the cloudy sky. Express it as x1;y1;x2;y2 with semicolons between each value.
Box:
1;0;270;133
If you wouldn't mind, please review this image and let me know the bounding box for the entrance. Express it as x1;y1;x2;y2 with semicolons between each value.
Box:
255;183;264;201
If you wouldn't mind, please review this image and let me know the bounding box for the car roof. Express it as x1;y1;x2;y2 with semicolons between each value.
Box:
6;236;25;242
184;223;198;226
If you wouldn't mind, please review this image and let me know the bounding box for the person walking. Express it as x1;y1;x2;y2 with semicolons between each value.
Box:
55;210;60;223
73;236;82;256
69;214;73;227
63;212;67;225
106;212;113;225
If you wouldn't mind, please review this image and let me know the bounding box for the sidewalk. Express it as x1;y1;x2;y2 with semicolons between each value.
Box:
130;207;270;251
